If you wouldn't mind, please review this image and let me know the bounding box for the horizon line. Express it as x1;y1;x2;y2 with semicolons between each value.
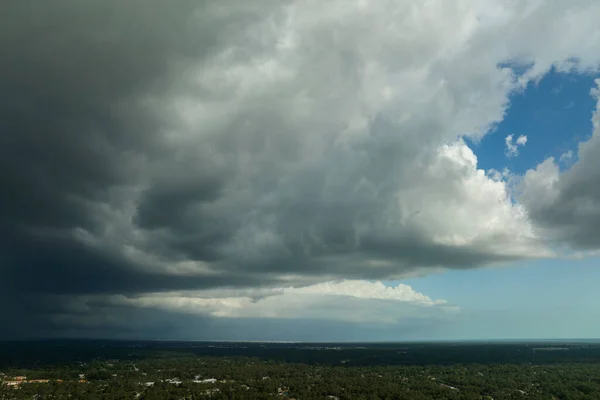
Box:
2;337;599;344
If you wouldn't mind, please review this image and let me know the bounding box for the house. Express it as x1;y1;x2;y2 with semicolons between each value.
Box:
193;378;217;384
27;380;50;384
3;381;21;387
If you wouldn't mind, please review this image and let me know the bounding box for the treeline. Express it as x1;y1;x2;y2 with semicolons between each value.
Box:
2;341;600;368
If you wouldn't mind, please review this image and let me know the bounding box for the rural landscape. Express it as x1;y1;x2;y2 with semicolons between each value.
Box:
2;340;600;399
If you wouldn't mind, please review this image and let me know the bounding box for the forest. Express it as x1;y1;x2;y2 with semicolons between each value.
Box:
1;340;600;399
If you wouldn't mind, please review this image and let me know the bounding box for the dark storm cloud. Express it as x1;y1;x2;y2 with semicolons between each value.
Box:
0;0;201;236
0;0;287;335
5;0;599;339
0;2;528;303
133;168;233;262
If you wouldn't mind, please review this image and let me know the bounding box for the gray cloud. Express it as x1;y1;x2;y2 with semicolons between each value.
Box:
520;80;600;250
0;0;289;335
2;0;600;338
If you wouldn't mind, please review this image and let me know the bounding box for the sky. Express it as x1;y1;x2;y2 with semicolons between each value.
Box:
1;0;600;341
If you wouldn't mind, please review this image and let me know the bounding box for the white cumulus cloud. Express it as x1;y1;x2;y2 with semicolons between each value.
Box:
505;134;528;158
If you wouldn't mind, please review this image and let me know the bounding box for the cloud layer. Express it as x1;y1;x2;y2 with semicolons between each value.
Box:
64;280;456;325
2;0;600;338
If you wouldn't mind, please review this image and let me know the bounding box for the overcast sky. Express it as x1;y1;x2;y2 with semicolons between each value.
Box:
2;0;600;341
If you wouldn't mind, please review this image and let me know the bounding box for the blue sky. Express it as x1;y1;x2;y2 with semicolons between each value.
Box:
394;70;600;340
399;257;600;339
469;68;599;175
